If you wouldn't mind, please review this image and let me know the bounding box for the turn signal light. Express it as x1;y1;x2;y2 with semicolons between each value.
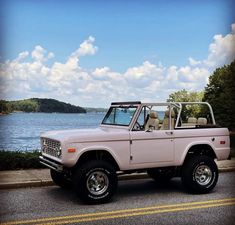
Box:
68;148;76;153
220;141;226;145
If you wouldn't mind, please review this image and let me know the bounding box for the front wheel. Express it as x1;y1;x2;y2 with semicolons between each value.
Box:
181;155;218;194
72;160;117;204
50;169;71;189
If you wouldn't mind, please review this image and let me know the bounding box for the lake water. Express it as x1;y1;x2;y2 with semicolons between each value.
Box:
0;112;105;151
1;112;234;153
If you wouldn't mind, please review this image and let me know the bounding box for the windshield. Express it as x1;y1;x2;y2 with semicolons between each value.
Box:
102;106;137;126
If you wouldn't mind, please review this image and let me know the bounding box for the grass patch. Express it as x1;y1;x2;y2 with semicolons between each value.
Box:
0;150;45;171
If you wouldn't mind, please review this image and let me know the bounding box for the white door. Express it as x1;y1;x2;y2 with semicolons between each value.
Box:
130;130;174;164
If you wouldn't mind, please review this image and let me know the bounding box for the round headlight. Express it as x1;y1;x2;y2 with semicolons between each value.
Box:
43;139;47;146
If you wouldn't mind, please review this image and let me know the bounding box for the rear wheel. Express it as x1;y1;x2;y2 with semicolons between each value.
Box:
50;169;71;189
72;160;117;204
181;155;218;194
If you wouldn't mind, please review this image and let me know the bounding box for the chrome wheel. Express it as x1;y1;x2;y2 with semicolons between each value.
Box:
194;165;212;186
86;171;109;196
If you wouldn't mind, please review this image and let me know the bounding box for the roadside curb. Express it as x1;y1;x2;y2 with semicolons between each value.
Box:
218;167;235;173
1;167;234;190
0;180;54;190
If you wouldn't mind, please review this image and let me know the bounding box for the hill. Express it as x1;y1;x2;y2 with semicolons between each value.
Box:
0;98;86;113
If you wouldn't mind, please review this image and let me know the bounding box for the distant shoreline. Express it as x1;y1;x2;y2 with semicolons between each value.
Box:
0;98;86;114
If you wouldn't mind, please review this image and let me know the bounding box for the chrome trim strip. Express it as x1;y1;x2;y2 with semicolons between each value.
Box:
39;156;63;172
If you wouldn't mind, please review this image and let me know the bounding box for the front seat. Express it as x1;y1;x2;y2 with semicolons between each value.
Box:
145;111;159;130
161;110;175;130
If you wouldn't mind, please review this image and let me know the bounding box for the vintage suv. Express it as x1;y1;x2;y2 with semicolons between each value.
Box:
39;101;230;203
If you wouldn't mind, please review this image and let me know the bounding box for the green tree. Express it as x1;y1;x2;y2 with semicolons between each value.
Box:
167;89;204;102
203;60;235;130
0;100;8;113
168;89;204;119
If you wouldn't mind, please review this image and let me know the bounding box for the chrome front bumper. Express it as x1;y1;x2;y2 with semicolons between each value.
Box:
39;156;63;172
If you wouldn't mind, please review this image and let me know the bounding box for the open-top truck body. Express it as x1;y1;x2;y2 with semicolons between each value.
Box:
40;101;230;203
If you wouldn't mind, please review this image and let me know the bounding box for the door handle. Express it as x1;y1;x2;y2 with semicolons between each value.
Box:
165;131;173;135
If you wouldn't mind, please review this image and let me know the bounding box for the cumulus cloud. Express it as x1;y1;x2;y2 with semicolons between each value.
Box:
0;25;235;106
71;36;98;58
193;23;235;68
16;51;29;61
31;45;54;62
188;57;201;66
204;32;235;67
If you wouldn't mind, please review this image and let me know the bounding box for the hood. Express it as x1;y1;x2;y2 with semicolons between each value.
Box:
40;126;130;143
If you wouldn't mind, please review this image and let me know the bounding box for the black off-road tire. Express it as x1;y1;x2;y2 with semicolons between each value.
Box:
72;160;117;204
50;169;72;189
147;168;174;183
181;155;218;194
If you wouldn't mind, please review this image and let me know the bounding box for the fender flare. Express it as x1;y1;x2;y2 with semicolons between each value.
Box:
180;141;216;165
77;145;122;170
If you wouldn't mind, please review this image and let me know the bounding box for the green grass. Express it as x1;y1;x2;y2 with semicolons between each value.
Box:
0;150;45;170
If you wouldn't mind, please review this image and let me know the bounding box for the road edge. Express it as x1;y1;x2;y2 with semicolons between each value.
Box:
0;167;234;190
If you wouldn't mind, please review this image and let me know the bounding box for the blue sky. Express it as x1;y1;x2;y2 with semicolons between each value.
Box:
0;0;235;107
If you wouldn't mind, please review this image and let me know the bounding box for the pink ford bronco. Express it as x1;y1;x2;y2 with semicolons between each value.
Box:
39;101;230;203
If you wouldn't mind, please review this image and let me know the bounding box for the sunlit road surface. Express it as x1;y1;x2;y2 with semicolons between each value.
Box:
1;172;235;225
1;198;235;225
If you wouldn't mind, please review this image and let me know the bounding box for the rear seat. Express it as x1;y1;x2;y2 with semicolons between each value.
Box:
197;117;207;125
188;117;197;125
181;117;208;127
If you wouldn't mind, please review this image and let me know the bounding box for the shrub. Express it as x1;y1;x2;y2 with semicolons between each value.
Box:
0;150;46;170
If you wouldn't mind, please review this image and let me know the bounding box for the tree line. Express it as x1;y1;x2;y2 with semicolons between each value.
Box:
0;98;86;114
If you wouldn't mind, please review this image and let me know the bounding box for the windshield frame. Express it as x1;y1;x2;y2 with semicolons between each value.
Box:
101;106;138;127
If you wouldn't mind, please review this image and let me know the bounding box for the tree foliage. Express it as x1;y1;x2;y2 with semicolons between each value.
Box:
8;99;39;112
203;60;235;130
167;89;204;102
0;98;86;114
167;89;204;119
32;98;86;113
0;100;9;113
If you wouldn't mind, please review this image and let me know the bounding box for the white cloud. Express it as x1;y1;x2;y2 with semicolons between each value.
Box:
188;57;201;66
201;23;235;68
48;52;55;59
124;61;165;88
31;45;55;62
125;61;164;80
71;36;98;58
31;45;46;61
0;25;235;106
204;32;235;67
16;51;29;61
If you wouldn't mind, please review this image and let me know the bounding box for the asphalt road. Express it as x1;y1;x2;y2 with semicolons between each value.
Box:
0;171;235;225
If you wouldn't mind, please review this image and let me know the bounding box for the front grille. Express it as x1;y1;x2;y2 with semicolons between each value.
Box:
41;138;61;158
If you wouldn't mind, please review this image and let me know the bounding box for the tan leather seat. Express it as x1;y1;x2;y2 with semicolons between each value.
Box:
197;117;207;125
161;110;175;130
188;117;197;125
145;111;159;130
